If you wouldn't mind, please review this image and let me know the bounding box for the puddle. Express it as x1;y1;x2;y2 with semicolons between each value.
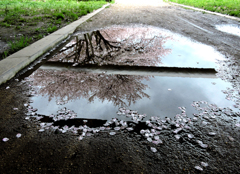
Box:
27;69;236;121
49;25;225;68
18;25;240;137
216;24;240;37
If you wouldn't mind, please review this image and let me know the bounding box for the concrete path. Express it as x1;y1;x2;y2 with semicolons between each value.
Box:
0;0;239;85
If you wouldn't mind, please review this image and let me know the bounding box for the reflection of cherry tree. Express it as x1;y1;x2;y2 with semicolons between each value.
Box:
31;69;151;106
49;26;172;66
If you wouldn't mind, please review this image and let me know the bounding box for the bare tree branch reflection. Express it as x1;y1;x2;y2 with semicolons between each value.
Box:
49;26;172;66
31;69;151;106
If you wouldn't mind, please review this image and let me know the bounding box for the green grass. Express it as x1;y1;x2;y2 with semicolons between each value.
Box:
166;0;240;17
0;0;109;59
9;36;32;51
47;25;58;33
0;0;108;25
2;36;32;59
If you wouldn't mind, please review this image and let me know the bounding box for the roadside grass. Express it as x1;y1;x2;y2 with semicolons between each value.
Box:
0;0;109;59
166;0;240;17
3;36;32;58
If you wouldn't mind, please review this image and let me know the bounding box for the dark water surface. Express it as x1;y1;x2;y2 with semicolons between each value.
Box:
22;25;239;125
29;70;235;120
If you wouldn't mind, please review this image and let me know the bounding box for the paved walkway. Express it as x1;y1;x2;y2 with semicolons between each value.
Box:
0;0;239;86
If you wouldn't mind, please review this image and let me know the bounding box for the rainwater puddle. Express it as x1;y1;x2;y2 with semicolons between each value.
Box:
19;25;240;138
50;25;225;68
28;69;236;120
216;24;240;37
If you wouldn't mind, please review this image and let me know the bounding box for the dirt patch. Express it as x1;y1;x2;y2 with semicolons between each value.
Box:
0;15;69;59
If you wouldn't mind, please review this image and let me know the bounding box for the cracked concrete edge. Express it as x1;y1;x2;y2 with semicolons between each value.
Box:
168;2;240;22
0;3;110;86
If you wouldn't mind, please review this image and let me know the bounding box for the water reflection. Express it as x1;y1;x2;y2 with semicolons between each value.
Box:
31;69;150;106
49;26;172;66
216;24;240;37
48;25;225;68
28;69;236;120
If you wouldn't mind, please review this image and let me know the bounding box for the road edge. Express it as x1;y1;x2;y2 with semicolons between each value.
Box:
0;3;110;85
168;2;240;22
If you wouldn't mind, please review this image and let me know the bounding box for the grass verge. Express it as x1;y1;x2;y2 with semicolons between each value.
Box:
0;0;109;59
165;0;240;17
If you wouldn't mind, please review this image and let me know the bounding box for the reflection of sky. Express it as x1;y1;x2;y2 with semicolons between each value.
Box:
160;37;225;68
216;24;240;37
31;76;237;120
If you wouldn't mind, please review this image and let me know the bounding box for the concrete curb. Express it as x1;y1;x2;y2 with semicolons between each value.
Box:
0;3;110;85
168;2;240;22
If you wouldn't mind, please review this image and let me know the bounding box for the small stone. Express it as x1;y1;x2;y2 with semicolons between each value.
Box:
6;86;10;89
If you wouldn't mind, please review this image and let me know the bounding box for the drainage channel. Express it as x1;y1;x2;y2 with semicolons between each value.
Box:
14;25;239;146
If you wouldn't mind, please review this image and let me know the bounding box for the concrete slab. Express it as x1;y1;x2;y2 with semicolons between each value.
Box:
0;3;110;85
0;57;30;83
7;35;66;59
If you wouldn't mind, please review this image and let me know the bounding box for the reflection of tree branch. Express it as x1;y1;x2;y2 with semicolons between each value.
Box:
31;69;151;107
49;27;172;66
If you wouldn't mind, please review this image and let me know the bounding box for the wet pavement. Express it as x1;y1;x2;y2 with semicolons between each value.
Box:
1;1;240;173
12;25;240;139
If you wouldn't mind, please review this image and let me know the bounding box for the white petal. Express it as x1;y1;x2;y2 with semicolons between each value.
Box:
16;133;21;138
174;135;181;140
150;147;157;153
2;138;9;142
201;162;208;167
188;134;194;139
147;137;152;142
208;132;216;136
109;132;116;135
195;166;203;171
